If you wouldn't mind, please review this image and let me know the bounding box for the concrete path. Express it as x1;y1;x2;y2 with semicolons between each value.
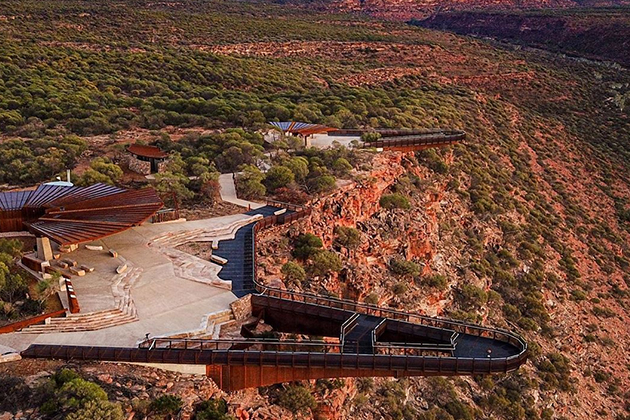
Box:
219;173;265;209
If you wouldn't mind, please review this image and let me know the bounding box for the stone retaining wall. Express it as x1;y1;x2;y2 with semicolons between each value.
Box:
128;155;151;175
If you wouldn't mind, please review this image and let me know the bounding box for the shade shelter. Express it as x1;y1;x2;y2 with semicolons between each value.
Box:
127;144;170;174
0;183;163;245
269;122;337;137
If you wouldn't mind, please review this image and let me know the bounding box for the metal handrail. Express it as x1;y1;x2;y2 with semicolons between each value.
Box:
265;199;304;212
340;313;360;347
137;336;461;357
254;286;527;357
371;319;386;349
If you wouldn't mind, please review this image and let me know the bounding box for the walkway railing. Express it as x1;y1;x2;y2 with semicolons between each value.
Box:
137;336;456;357
248;204;527;365
23;343;526;375
363;132;465;150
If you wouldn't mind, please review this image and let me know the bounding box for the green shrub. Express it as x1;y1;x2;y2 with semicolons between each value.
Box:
592;306;616;318
365;292;379;305
379;194;411;210
194;398;233;420
459;284;488;309
309;250;342;277
389;258;421;277
265;165;295;192
333;226;361;253
292;233;323;261
422;274;448;290
392;282;408;296
66;400;124;420
332;158;353;176
570;289;587;301
236;165;266;199
361;132;381;143
278;384;316;415
281;262;306;286
151;395;183;415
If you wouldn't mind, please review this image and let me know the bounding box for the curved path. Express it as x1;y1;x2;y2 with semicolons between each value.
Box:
22;202;527;390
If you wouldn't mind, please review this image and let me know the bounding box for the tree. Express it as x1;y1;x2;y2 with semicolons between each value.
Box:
278;385;316;416
334;226;361;256
292;233;323;261
310;250;342;277
380;193;411;210
154;171;194;208
199;170;221;204
281;262;306;286
236;165;265;199
361;132;381;143
284;156;309;182
77;158;123;186
264;165;295;193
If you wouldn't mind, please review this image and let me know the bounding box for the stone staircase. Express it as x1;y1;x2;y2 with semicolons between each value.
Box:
20;308;138;333
148;216;261;249
111;265;141;317
161;248;231;290
21;264;141;334
155;309;236;341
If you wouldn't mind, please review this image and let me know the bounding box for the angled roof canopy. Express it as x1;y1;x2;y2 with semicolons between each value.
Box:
269;121;337;136
0;183;163;245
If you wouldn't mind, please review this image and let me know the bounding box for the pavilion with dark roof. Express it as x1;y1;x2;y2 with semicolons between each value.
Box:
127;144;170;175
0;183;163;259
269;121;337;137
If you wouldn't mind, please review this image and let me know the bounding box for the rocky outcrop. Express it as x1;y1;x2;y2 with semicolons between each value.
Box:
294;152;406;247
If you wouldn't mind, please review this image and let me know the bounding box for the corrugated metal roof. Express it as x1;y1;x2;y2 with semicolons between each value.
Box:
269;121;337;136
0;184;163;245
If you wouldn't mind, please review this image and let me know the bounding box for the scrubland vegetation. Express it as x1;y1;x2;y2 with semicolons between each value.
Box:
1;0;629;419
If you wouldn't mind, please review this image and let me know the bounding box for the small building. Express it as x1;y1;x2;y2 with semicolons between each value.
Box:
268;121;337;147
127;144;169;175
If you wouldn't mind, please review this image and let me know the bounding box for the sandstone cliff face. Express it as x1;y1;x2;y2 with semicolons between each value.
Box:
300;152;406;248
308;0;630;21
414;11;630;68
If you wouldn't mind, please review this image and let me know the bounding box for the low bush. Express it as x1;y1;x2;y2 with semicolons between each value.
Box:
379;194;411;210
